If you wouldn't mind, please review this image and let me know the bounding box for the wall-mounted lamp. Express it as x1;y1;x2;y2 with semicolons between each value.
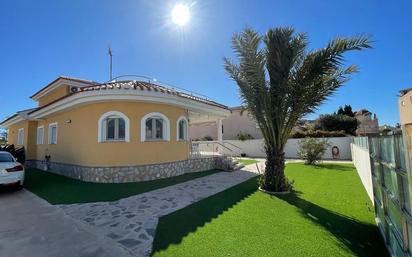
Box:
65;119;72;124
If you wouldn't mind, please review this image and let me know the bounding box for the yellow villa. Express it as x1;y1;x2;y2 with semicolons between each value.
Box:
0;76;231;182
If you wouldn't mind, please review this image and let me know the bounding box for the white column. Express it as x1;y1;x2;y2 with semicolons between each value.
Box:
217;118;223;154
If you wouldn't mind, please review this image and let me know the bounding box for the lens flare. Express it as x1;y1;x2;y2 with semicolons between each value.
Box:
171;4;190;26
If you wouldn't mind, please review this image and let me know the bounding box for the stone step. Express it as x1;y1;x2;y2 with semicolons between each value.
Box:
233;164;245;171
231;160;239;165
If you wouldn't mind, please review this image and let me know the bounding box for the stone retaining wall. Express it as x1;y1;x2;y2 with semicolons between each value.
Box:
25;156;228;183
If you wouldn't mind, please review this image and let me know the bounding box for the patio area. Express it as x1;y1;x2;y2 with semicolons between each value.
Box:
6;162;387;257
21;164;258;256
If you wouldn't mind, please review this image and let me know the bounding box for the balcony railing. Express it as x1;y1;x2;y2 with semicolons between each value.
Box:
190;141;240;158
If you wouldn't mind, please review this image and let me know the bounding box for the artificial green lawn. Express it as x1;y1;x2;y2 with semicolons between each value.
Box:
152;163;388;257
24;168;221;204
239;158;259;166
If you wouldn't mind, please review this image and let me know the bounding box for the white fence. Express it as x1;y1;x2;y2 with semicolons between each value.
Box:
195;137;352;160
350;143;373;202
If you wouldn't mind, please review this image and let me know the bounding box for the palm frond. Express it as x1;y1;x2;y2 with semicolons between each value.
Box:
224;26;370;192
224;27;371;151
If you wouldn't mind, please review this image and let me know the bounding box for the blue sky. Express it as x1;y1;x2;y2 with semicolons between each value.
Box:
1;0;411;125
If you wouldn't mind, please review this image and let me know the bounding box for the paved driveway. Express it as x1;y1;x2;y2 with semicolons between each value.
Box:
0;168;258;257
0;189;133;257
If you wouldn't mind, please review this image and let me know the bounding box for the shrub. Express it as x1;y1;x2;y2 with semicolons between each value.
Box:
314;114;358;135
237;132;254;141
290;129;347;138
297;138;330;165
202;136;214;141
192;136;214;141
337;105;355;117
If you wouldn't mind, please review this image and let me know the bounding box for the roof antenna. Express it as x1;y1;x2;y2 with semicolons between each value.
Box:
108;45;113;81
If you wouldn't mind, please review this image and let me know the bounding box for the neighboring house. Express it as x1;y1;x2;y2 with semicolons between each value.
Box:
379;124;401;135
0;76;230;182
0;129;6;144
400;88;412;122
223;107;263;140
190;107;263;140
189;121;217;140
294;119;316;131
399;88;412;163
355;109;379;136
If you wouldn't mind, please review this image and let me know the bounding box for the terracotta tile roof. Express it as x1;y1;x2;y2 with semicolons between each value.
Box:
27;80;228;116
30;76;100;99
74;80;229;110
355;109;372;115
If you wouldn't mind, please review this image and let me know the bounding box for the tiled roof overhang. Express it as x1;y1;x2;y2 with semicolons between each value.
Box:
30;76;99;100
28;80;229;118
1;80;230;128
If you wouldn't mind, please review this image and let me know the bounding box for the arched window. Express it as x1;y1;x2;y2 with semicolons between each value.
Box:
177;116;188;141
98;111;130;142
141;112;170;141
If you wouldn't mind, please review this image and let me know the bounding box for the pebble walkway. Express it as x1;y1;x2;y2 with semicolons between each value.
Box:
59;169;258;257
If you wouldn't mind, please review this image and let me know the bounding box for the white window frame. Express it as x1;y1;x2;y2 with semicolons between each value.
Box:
98;111;130;142
37;126;44;145
176;116;188;141
48;122;58;145
141;112;170;142
17;128;24;145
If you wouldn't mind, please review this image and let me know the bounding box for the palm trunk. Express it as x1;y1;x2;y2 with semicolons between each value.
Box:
261;146;288;192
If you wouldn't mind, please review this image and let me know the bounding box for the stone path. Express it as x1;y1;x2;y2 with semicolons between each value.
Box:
0;189;133;257
60;169;257;257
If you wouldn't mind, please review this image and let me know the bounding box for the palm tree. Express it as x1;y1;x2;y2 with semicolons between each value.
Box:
224;27;371;192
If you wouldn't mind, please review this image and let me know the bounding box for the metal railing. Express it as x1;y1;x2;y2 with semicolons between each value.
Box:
106;75;212;101
353;135;411;257
190;141;236;158
222;141;242;151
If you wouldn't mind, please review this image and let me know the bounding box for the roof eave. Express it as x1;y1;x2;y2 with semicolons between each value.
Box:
0;115;25;129
399;88;412;97
29;89;231;120
30;76;99;100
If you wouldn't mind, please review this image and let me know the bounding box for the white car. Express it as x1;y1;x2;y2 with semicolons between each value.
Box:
0;151;25;188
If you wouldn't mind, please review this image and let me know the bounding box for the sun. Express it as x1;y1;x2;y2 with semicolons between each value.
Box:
171;4;190;26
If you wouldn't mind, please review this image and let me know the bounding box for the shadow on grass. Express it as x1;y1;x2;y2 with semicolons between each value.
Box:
24;168;223;204
152;172;388;257
276;192;389;257
152;164;389;257
313;163;355;172
152;176;259;254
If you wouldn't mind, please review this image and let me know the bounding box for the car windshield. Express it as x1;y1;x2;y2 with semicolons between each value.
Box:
0;153;14;162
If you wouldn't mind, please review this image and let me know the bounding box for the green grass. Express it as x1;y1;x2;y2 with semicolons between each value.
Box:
24;168;222;204
239;159;259;165
152;163;388;257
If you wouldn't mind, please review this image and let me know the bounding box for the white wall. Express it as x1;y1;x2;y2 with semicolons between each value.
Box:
222;109;263;140
287;137;352;160
222;139;265;157
351;143;373;202
196;137;352;160
189;121;217;140
189;109;263;140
